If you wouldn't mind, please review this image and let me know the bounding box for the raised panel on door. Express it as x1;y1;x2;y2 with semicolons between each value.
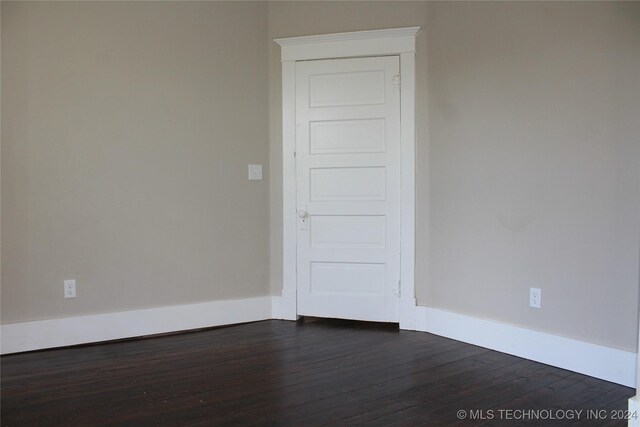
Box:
309;167;386;202
308;70;386;107
296;56;401;323
310;119;386;155
310;262;386;296
310;215;386;249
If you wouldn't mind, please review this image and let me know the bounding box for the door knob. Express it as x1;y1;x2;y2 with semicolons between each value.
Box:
298;210;308;218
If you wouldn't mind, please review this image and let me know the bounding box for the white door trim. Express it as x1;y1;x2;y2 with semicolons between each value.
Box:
275;27;420;329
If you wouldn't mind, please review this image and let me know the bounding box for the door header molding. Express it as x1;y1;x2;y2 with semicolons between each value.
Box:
275;27;421;329
274;27;421;62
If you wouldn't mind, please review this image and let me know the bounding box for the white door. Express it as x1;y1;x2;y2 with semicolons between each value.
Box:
295;56;401;322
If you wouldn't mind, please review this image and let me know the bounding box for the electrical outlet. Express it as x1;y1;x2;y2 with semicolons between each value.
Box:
529;287;541;308
64;280;76;299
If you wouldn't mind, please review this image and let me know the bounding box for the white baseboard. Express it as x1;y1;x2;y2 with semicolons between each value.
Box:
271;289;298;321
2;296;634;389
629;396;640;427
0;296;271;355
271;296;284;319
399;297;418;330
412;306;636;388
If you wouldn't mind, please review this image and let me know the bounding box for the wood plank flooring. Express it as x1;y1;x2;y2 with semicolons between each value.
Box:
1;318;635;426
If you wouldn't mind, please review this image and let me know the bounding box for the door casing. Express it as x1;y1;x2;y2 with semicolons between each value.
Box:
274;27;421;330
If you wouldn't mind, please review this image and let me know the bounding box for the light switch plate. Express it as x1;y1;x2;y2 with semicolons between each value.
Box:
248;164;263;181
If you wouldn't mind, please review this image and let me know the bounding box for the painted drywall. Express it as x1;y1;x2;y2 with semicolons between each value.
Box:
268;1;640;352
1;1;270;323
424;1;639;353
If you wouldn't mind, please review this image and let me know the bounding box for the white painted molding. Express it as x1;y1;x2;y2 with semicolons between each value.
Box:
0;297;271;355
629;396;640;427
280;59;297;323
276;27;420;322
280;289;298;320
271;291;300;321
414;306;636;387
271;290;297;321
2;295;634;390
399;50;417;316
275;27;421;47
271;296;283;320
275;27;421;62
399;297;418;331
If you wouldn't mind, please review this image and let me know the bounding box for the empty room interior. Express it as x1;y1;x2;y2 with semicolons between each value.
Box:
2;1;640;425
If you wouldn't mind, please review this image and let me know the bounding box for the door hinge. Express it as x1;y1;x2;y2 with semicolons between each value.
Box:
392;74;401;90
393;280;401;297
293;151;296;158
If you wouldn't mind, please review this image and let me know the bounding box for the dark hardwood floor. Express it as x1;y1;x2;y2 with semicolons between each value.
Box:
1;318;635;426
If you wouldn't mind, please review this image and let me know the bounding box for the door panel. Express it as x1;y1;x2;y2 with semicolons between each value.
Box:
310;215;386;249
310;262;386;295
309;119;386;155
308;70;386;107
296;56;401;322
309;167;386;201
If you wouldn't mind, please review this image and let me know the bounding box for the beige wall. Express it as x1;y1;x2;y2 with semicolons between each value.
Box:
268;1;640;352
424;1;639;352
2;1;638;353
1;1;270;323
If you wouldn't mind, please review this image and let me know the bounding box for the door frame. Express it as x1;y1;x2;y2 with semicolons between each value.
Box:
274;27;421;329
